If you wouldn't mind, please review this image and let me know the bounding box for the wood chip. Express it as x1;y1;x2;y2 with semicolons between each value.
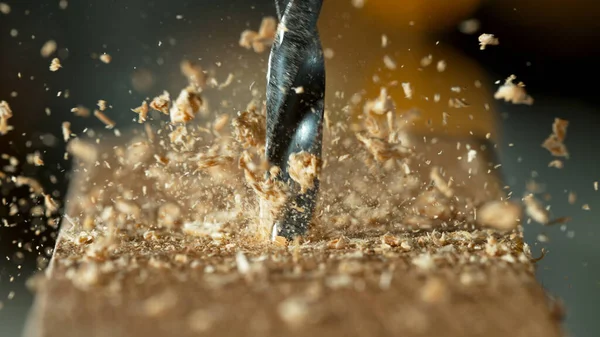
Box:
383;55;397;70
71;106;90;117
568;192;576;205
239;17;276;53
40;40;57;58
402;82;413;99
437;60;447;72
430;167;453;198
548;160;563;169
49;58;62;72
99;54;112;64
494;75;534;105
542;118;569;158
97;100;107;111
364;88;395;115
180;60;206;90
150;91;171;114
94;110;116;128
131;101;149;123
170;87;203;124
288;151;320;193
61;122;71;142
523;194;549;225
0;101;13;135
478;33;499;50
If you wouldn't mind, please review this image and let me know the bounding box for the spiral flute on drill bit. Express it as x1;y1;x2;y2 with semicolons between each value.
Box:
263;0;325;241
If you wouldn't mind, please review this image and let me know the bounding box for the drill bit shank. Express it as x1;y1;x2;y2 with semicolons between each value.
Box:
265;0;325;240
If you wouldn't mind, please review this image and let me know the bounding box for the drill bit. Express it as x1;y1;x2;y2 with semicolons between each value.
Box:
264;0;325;241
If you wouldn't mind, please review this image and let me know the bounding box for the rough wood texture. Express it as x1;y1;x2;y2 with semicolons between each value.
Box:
25;227;563;337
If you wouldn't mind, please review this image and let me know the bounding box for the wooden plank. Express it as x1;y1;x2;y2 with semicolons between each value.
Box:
24;132;562;337
25;226;562;337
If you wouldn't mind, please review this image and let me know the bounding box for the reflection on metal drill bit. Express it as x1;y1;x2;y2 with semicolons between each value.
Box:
265;0;325;240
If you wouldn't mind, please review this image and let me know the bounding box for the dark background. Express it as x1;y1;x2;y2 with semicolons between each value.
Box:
1;0;599;336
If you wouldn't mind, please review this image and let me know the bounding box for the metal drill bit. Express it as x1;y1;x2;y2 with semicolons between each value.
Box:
265;0;325;241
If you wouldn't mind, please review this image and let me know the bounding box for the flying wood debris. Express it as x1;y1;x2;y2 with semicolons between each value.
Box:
131;101;149;123
71;106;90;117
41;40;57;58
478;33;499;50
288;151;320;193
0;100;13;135
494;75;534;105
542;118;569;158
239;17;277;53
94;110;116;128
150;91;171;114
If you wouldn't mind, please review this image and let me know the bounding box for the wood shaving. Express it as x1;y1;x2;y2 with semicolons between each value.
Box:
44;194;58;217
548;160;563;169
61;122;72;142
170;87;203;124
356;132;408;163
13;176;43;195
0;100;13;135
568;192;576;205
239;17;276;53
477;201;521;230
437;60;447;72
288;151;320;193
217;73;235;90
71;106;90;117
232;110;266;149
180;60;206;90
40;40;57;58
383;55;397;70
430;167;453;198
364;88;395;116
402;82;413;99
420;55;433;67
131;101;149;123
478;33;499;50
49;58;62;72
99;54;112;64
494;75;534;105
327;236;349;249
97;100;108;111
381;34;388;48
94;110;116;128
552;118;568;142
523;194;549;225
213;114;229;132
150;91;171;115
542;118;569;158
27;152;45;166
